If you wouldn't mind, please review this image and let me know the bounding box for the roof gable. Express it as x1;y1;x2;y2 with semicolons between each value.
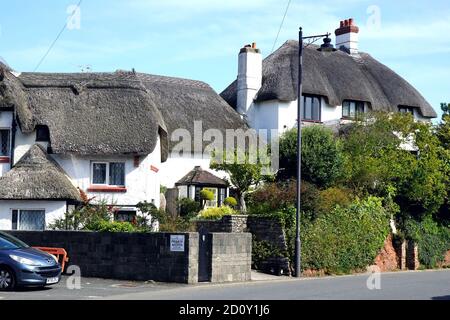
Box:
176;166;228;187
0;144;81;201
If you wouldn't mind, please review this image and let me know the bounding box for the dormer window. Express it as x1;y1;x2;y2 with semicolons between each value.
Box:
0;129;10;157
302;95;321;122
36;125;50;142
398;106;414;115
342;100;365;119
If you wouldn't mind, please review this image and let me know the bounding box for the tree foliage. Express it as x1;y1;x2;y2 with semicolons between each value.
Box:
211;150;273;213
342;112;449;218
278;126;344;188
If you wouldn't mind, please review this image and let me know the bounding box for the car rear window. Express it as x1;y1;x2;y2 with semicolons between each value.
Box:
0;232;29;250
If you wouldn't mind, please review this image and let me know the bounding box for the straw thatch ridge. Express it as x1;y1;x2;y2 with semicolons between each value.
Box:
136;73;248;150
175;166;228;187
221;40;436;118
0;144;81;201
16;71;169;157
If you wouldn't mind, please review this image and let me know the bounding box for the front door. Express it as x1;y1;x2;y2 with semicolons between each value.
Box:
198;231;212;282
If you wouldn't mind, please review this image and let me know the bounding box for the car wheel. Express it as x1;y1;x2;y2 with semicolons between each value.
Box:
0;266;15;291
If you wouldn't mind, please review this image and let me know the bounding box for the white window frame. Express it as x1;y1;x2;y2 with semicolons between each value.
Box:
11;209;46;231
91;161;126;187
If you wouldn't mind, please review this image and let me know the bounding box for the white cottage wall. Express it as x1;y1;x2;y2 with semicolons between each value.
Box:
0;200;67;230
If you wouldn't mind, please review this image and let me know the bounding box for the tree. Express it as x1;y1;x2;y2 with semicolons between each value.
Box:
211;150;273;213
200;189;214;208
436;103;450;150
278;126;344;188
342;112;448;218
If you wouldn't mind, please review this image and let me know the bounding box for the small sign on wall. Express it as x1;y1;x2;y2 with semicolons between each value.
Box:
170;235;185;252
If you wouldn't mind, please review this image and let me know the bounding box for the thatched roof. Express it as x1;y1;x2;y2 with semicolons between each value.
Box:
16;71;168;157
136;73;248;150
0;63;249;157
0;144;81;201
221;40;437;118
175;166;228;187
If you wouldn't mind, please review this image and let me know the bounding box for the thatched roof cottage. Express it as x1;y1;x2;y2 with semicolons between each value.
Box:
0;65;247;230
220;18;437;136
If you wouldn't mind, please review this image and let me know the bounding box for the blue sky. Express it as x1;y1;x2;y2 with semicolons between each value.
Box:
0;0;448;119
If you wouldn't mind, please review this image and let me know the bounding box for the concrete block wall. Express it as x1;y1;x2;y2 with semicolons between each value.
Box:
7;231;199;283
210;233;252;283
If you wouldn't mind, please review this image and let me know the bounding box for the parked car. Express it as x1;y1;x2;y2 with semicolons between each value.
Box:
0;231;62;290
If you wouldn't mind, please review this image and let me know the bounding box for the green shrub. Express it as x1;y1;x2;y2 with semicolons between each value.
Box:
252;236;285;268
200;189;214;201
178;198;201;218
224;197;238;207
197;206;237;220
316;187;354;216
404;216;450;268
89;220;136;233
278;126;344;187
248;180;318;218
300;197;390;273
253;197;390;274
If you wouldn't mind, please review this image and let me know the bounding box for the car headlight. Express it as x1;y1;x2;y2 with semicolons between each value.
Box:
49;254;59;264
9;254;41;266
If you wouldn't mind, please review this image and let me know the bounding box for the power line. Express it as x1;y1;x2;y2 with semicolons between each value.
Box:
271;0;292;54
33;0;83;72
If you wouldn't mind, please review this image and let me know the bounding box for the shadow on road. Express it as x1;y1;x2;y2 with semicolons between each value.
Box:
10;286;53;293
431;295;450;300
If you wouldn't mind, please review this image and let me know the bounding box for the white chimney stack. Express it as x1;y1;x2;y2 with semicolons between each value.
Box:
237;42;262;116
335;18;359;55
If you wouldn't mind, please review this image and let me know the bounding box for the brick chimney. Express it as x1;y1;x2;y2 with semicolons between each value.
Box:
237;42;262;116
335;18;359;55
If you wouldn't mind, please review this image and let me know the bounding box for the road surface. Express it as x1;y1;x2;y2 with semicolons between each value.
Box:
1;270;449;300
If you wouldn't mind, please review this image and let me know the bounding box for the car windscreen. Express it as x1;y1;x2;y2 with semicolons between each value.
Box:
0;232;29;250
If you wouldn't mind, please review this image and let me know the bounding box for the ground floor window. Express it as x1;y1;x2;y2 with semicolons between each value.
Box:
302;95;321;121
398;106;415;115
114;210;136;223
11;209;46;231
342;100;365;119
218;188;226;206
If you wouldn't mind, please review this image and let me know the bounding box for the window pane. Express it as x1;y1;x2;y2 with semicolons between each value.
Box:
312;97;320;121
19;210;45;231
109;163;125;186
93;163;107;184
356;102;364;114
0;130;10;157
342;102;350;117
304;97;312;120
114;211;136;222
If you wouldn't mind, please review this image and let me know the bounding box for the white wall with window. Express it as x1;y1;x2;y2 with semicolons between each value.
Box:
52;151;161;208
0;201;67;230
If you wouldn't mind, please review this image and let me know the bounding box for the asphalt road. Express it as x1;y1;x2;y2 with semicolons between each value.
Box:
0;270;449;300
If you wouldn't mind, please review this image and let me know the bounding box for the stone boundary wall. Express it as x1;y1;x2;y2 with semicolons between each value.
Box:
7;231;199;283
210;233;252;282
196;215;248;233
